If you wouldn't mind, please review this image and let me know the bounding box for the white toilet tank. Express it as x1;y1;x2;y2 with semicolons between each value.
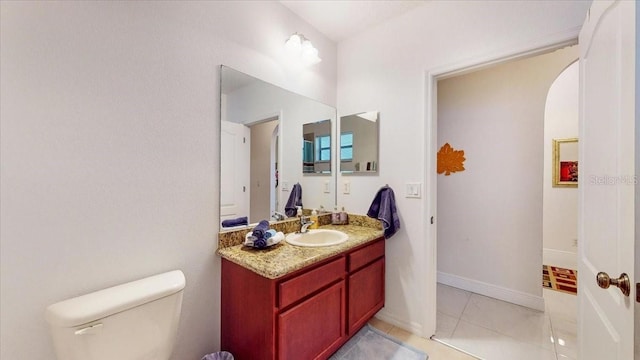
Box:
45;270;185;360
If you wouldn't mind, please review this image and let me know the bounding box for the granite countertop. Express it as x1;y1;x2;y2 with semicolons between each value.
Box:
216;224;384;279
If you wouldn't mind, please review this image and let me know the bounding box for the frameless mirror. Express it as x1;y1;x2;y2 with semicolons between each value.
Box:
339;111;379;174
220;66;336;228
302;119;332;174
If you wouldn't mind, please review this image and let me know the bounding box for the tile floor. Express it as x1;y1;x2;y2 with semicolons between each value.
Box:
433;283;577;360
368;317;477;360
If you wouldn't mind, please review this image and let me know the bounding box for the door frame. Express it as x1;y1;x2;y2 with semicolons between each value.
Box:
422;26;582;337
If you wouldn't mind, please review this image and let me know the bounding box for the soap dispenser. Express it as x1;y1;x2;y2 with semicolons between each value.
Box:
340;206;348;224
309;209;319;229
296;206;303;217
331;206;341;225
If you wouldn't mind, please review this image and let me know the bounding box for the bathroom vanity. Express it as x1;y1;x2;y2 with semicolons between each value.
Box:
218;223;384;360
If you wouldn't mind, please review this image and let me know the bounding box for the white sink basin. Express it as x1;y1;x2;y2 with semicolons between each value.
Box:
285;229;348;247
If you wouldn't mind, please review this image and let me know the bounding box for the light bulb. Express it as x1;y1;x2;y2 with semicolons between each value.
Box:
300;41;321;65
284;34;302;55
285;33;321;66
301;39;313;52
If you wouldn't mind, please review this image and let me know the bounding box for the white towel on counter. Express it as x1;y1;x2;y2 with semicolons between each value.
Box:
244;231;285;247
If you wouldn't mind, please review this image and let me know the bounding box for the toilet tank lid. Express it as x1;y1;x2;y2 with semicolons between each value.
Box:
46;270;185;328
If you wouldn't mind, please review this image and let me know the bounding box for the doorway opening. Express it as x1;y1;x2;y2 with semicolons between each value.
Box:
249;117;279;222
431;47;578;360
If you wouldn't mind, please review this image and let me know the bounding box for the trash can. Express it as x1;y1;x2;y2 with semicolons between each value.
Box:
201;351;234;360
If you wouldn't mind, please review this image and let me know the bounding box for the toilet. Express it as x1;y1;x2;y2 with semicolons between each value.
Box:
45;270;185;360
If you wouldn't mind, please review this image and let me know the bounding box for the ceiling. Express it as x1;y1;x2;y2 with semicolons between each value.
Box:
280;0;428;43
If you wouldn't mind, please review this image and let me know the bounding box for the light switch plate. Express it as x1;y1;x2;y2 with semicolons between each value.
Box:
323;180;330;193
406;183;421;198
343;181;350;194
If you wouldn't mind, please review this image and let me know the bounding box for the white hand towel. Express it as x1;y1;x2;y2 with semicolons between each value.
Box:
266;232;285;246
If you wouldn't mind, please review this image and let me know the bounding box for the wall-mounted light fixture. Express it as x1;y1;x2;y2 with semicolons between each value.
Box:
284;33;321;66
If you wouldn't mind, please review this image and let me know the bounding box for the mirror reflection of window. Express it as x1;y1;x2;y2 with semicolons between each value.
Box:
316;135;331;162
340;132;353;161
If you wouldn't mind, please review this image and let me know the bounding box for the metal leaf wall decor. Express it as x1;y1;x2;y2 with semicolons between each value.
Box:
437;143;466;176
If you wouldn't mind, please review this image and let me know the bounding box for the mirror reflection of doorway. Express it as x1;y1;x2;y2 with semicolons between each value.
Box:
220;116;279;225
249;117;279;223
220;120;250;223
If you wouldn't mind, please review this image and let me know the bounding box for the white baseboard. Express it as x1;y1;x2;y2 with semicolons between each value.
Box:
374;309;425;337
543;248;577;269
437;271;545;312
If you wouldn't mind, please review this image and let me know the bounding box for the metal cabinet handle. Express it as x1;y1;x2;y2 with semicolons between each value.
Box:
596;272;630;296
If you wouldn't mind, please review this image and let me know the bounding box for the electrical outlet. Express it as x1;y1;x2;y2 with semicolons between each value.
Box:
572;238;578;247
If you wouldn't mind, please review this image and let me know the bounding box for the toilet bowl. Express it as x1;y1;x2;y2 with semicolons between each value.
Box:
45;270;185;360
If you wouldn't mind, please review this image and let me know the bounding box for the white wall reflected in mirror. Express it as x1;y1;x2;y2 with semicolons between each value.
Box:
220;65;337;227
340;111;379;174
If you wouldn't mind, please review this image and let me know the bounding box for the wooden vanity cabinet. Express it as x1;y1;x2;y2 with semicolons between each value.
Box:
220;237;384;360
347;240;385;334
278;281;345;359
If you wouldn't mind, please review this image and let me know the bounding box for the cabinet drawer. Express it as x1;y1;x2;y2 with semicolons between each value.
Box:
279;257;345;309
348;239;384;272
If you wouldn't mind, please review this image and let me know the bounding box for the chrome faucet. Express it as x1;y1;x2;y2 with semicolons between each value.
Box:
272;211;286;221
299;215;315;233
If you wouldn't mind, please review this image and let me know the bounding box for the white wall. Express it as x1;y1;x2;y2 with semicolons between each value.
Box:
437;46;578;308
543;61;579;269
636;4;640;353
0;2;336;359
336;0;590;334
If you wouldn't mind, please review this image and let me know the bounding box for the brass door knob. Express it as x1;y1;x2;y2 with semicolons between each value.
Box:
596;272;630;296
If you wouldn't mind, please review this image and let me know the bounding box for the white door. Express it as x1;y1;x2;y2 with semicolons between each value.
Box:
578;1;635;359
220;120;250;222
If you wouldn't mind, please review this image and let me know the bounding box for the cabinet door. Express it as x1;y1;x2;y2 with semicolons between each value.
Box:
278;281;345;360
348;258;385;334
221;259;276;360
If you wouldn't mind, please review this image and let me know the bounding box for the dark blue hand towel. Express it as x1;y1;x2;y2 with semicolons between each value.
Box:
285;183;303;217
367;186;400;238
251;220;270;241
221;216;248;228
253;238;267;248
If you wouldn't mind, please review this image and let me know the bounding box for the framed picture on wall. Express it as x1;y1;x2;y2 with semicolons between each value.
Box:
552;138;578;187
